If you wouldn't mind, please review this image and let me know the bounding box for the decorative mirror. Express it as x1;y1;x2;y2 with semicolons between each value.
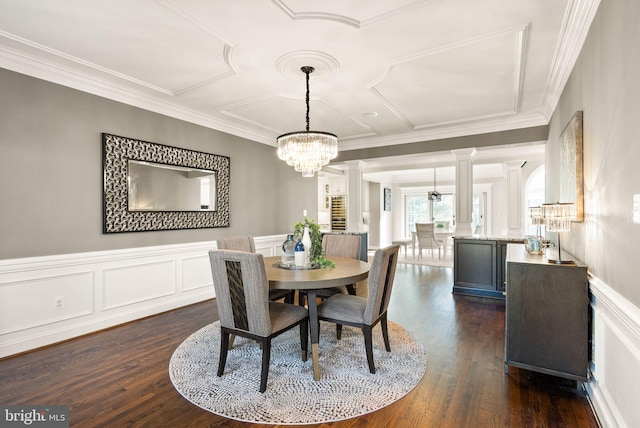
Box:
102;133;230;233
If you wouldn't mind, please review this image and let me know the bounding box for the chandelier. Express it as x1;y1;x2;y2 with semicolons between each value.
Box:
277;66;338;177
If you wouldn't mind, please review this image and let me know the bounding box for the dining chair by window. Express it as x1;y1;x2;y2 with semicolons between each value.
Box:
415;223;443;260
316;244;400;374
298;234;361;307
217;236;295;303
208;250;309;393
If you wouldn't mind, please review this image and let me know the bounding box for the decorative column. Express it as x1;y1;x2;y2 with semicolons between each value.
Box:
345;160;366;232
503;160;525;237
452;148;476;235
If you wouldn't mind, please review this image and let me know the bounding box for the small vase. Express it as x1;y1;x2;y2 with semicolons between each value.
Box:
524;235;545;255
294;239;305;267
302;226;312;265
281;234;296;265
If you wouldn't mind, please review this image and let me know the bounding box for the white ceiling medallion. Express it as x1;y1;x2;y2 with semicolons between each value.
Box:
275;51;339;81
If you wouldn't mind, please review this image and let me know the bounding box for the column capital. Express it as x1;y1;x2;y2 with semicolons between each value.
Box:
451;148;477;160
344;160;365;170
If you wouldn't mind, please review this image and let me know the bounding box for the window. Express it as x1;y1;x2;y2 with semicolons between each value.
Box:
433;194;454;223
406;195;430;236
405;193;454;236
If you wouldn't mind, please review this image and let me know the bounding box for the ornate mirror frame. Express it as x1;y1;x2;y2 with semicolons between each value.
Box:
102;133;230;233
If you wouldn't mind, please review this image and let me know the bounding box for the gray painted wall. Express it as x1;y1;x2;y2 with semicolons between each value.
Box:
546;0;640;308
0;68;316;260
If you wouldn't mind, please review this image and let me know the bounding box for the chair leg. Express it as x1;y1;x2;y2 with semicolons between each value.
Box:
217;331;230;377
381;313;391;352
336;324;343;340
363;325;376;374
346;284;356;295
259;339;272;393
300;318;309;362
285;290;295;304
298;291;306;307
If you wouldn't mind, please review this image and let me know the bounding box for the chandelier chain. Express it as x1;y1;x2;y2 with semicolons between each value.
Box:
304;66;312;132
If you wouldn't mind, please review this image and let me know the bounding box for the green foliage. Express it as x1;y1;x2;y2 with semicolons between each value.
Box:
314;256;335;268
293;217;325;263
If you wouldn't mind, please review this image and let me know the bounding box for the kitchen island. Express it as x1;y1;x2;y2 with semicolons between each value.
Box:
452;236;524;298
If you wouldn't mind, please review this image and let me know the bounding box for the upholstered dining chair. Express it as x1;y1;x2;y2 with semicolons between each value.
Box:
316;244;400;374
217;236;295;303
208;250;309;393
298;234;361;307
415;223;444;260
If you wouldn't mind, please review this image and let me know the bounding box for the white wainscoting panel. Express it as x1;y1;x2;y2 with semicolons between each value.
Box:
0;272;94;335
0;235;287;358
102;260;176;310
181;254;213;292
587;275;640;428
254;236;281;257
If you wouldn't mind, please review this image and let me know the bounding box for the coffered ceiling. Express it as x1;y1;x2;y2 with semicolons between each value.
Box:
0;0;599;182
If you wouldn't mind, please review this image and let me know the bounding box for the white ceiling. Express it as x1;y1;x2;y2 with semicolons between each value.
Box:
0;0;597;183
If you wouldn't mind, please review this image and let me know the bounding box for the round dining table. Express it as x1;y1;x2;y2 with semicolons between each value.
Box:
264;256;370;381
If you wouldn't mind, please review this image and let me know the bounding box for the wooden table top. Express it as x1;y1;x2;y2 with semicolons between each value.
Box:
264;256;370;290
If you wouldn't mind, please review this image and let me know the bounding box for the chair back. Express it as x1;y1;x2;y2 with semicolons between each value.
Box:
216;236;256;253
415;223;439;249
363;245;400;324
322;234;361;259
208;250;271;337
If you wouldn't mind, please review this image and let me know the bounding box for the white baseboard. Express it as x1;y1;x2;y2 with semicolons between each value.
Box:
0;235;286;358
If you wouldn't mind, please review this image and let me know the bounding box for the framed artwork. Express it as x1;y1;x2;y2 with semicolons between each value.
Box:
559;111;584;222
384;188;391;211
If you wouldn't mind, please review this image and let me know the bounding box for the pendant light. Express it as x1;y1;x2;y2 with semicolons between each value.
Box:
277;66;338;177
428;167;441;201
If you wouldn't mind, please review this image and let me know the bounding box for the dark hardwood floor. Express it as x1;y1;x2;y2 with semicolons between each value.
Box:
0;263;599;427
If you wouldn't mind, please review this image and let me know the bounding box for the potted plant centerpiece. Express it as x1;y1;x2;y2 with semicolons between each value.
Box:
293;218;335;268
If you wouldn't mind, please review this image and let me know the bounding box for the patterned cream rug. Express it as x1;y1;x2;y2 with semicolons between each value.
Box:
169;320;426;425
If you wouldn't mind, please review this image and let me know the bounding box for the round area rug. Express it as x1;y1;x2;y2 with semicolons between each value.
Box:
169;320;426;425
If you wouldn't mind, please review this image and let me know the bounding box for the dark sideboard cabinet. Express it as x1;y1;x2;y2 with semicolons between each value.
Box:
453;237;517;299
504;244;589;386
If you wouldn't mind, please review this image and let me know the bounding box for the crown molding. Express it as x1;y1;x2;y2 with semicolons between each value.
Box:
0;43;272;145
541;0;602;120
